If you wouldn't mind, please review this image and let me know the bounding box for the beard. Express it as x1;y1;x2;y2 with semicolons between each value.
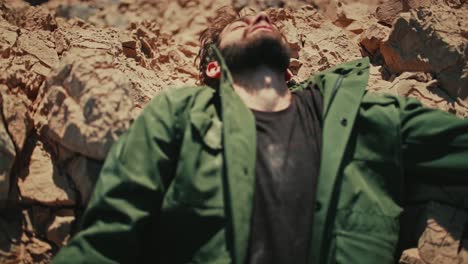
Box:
219;32;291;74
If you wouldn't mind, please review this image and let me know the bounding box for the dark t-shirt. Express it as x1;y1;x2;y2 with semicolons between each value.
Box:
247;87;323;264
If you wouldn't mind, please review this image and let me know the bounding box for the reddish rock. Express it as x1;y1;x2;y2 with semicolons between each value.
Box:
17;31;59;70
375;0;433;26
0;0;466;262
21;233;54;263
360;23;391;55
0;17;18;58
379;72;468;118
0;210;25;263
418;202;467;264
399;248;425;264
66;156;101;206
380;5;468;102
0;92;15;206
0;16;57;100
295;20;362;80
1;0;57;31
0;85;33;153
33;49;133;160
334;2;373;29
18;140;76;206
46;209;75;247
30;206;52;236
376;0;406;26
311;0;377;25
0;208;53;264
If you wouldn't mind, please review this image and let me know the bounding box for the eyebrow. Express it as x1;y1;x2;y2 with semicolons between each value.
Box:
231;18;247;25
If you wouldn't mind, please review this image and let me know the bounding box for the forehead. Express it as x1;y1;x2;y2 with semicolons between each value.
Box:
220;13;277;36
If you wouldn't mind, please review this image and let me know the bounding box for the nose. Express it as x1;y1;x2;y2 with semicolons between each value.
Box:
250;12;271;25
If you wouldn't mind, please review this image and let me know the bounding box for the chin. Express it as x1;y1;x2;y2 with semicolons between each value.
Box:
221;33;291;73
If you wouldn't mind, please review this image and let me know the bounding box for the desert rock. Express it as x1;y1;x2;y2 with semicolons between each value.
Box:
0;0;466;263
360;22;390;55
375;0;431;26
418;202;468;264
380;5;468;101
66;156;101;205
18;140;76;206
0;94;15;205
0;85;33;153
33;48;133;160
400;248;425;264
46;209;75;247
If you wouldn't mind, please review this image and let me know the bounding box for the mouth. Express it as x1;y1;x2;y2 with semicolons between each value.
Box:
249;25;274;35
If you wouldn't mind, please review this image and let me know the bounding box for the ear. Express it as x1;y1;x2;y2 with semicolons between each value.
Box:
285;68;293;81
206;61;221;79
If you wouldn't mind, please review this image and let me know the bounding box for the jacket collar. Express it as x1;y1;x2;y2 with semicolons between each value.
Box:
211;45;257;264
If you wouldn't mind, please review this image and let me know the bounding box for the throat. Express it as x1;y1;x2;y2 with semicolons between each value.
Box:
237;88;292;112
231;66;291;112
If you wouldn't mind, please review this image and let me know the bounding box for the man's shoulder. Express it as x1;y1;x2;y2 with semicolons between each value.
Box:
145;85;216;111
291;57;371;93
321;57;370;75
155;85;215;101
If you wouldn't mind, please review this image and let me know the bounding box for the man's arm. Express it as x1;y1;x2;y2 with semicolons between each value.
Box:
400;97;468;183
53;92;180;263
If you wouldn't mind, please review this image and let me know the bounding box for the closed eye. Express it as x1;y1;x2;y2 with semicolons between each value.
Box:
229;22;247;31
231;25;245;31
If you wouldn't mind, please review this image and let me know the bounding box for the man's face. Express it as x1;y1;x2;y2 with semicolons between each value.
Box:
217;12;291;74
219;12;281;49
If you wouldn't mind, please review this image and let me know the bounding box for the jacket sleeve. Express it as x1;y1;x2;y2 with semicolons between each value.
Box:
400;97;468;183
53;92;180;263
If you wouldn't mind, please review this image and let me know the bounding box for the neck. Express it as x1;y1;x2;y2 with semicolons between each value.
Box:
231;65;291;112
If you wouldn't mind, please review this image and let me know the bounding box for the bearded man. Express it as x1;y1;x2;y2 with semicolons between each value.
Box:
53;6;468;264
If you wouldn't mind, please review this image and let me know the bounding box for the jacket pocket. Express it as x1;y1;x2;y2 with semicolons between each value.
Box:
190;112;223;151
333;210;399;264
334;230;396;264
162;111;225;212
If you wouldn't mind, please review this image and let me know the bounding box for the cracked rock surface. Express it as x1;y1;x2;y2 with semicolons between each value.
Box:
0;0;466;262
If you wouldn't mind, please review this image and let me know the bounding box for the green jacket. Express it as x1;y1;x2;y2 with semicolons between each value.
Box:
53;50;468;263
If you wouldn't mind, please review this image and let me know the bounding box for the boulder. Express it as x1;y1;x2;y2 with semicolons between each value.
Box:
0;0;466;262
380;5;468;102
400;248;426;264
0;208;54;264
360;23;391;55
0;85;33;154
418;202;468;264
0;93;15;205
0;17;58;100
33;48;133;160
296;20;362;80
17;140;76;206
384;72;468;118
46;209;75;247
66;156;102;206
0;1;57;31
376;0;432;26
0;210;24;263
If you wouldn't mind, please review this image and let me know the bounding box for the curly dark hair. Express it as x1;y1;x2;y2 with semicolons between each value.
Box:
195;6;288;88
195;6;241;88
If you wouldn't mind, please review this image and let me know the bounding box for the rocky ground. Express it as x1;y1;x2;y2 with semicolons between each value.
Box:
0;0;467;263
